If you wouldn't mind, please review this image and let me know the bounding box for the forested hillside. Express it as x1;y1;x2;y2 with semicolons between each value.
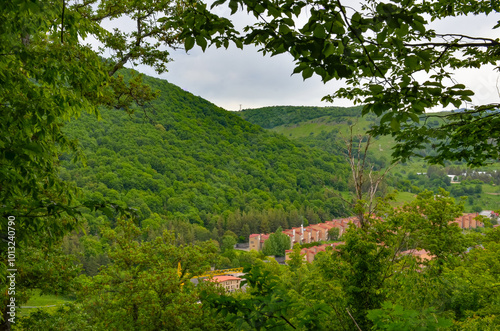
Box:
238;105;363;129
61;72;350;238
240;106;500;211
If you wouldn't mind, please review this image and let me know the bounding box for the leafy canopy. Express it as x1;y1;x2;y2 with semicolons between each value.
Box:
0;0;235;327
209;0;500;166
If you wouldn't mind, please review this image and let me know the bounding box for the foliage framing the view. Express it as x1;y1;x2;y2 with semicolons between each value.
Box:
209;0;500;166
0;0;236;327
3;0;500;330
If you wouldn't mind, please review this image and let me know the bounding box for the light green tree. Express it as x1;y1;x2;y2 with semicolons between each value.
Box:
262;227;291;257
327;227;340;241
75;219;222;330
220;234;237;253
0;0;235;327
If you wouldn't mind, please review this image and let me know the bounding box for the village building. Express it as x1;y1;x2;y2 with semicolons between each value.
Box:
285;242;344;263
206;275;242;292
249;233;269;251
249;213;484;263
450;213;483;229
251;213;483;259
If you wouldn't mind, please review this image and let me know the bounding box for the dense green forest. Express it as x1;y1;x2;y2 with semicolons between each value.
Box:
60;72;351;237
22;76;498;331
9;72;500;331
237;105;363;129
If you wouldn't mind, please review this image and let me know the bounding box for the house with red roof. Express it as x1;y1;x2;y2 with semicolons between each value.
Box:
285;242;344;263
249;233;270;251
206;275;242;292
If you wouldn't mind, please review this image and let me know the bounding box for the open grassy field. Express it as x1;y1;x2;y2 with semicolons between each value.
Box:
19;290;74;317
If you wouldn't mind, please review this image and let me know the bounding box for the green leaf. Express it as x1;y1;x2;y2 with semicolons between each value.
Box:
377;29;387;44
352;12;361;23
417;50;432;61
279;24;291;35
369;84;384;94
235;38;243;49
404;56;419;70
323;42;335;57
412;19;426;34
390;118;400;131
313;25;326;38
302;67;314;80
253;4;265;14
228;0;238;14
196;35;207;51
211;0;227;8
409;113;420;123
185;36;195;51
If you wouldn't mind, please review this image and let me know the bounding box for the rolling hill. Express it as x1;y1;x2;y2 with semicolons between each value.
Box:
238;106;500;212
60;71;352;241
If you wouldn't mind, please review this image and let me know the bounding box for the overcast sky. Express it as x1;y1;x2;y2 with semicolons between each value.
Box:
126;6;500;112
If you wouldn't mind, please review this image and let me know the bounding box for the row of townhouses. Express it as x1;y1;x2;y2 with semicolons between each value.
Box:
252;213;484;262
451;212;483;229
249;217;360;251
285;242;345;263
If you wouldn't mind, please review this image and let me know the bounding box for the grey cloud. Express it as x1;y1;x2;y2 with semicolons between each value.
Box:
128;9;499;111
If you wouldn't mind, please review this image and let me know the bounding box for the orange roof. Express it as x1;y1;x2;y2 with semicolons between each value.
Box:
309;224;327;229
208;275;242;282
401;249;433;261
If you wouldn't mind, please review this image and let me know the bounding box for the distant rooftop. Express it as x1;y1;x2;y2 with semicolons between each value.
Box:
207;275;241;282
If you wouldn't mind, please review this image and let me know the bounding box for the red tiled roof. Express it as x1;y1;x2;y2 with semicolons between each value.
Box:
401;249;433;261
308;224;323;228
208;275;242;282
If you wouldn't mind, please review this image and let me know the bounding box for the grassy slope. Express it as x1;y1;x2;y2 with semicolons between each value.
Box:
19;290;73;317
241;107;500;212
